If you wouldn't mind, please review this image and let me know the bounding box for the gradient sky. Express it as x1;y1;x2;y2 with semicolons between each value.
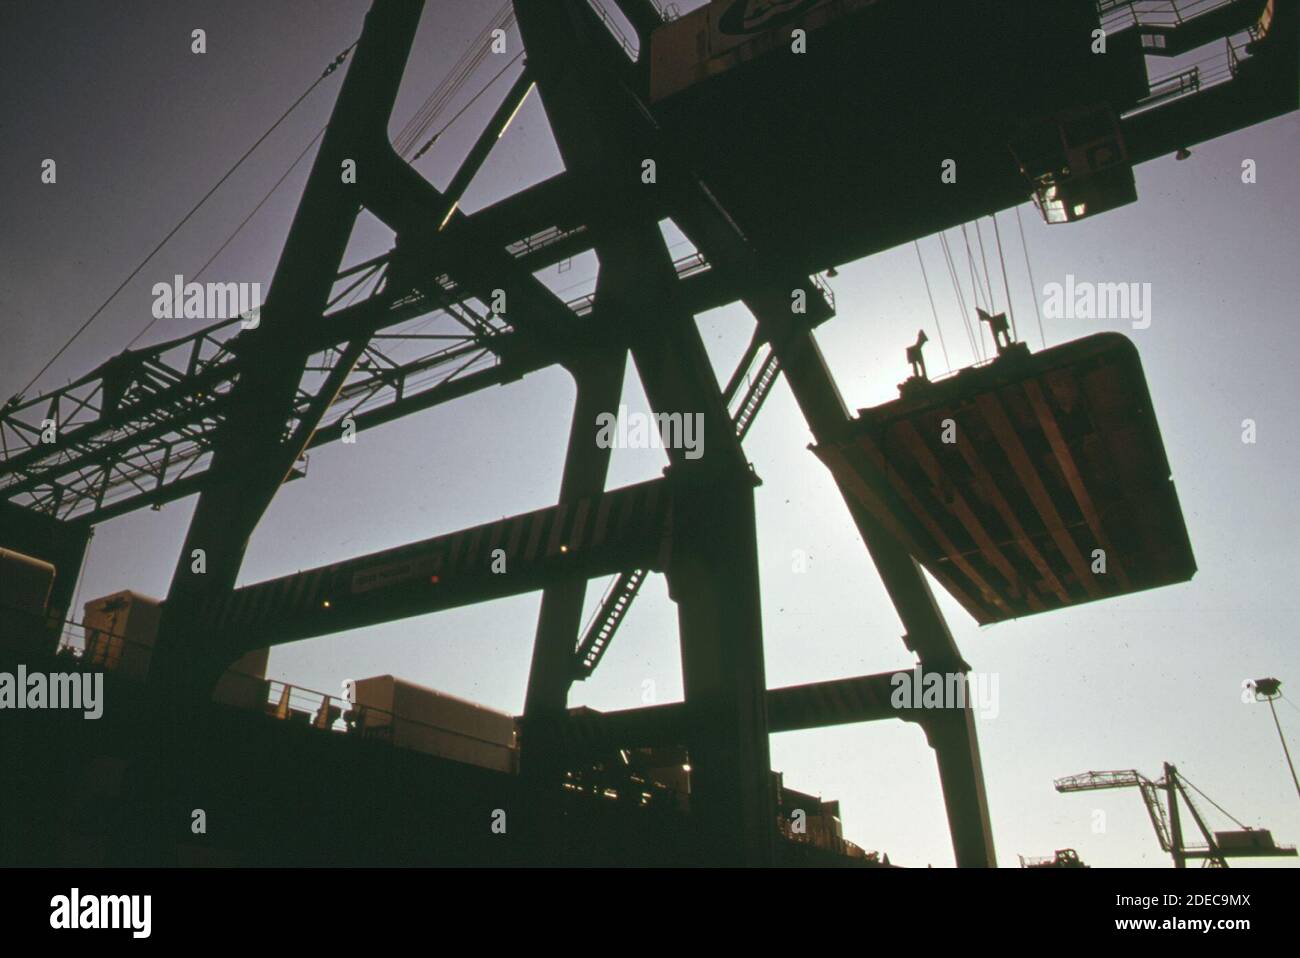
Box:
2;0;1297;867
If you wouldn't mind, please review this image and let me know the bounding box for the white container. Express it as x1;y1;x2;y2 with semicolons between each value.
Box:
353;675;518;774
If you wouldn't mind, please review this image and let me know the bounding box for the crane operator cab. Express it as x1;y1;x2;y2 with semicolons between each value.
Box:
1011;105;1137;224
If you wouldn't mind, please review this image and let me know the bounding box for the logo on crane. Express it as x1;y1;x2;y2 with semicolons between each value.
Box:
717;0;826;36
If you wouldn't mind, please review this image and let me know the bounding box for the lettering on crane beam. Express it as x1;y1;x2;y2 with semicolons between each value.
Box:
351;555;439;594
717;0;826;35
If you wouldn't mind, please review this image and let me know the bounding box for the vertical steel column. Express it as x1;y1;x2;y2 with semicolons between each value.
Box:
668;472;773;865
149;0;426;700
113;0;426;864
517;356;622;859
919;690;999;868
738;281;998;867
512;0;776;864
522;355;625;724
1166;762;1187;868
600;217;774;866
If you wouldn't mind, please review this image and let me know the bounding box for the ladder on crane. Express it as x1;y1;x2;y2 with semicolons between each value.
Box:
572;329;786;679
573;568;647;676
733;350;781;442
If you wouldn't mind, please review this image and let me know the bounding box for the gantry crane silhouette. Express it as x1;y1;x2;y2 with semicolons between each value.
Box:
1;0;1296;865
1056;764;1298;867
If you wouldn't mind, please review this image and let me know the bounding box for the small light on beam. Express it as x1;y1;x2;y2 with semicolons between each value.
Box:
322;600;332;609
438;202;459;232
560;544;568;553
498;83;536;140
429;575;440;584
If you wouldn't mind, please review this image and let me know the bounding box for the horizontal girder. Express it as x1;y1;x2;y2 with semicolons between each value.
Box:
195;477;673;655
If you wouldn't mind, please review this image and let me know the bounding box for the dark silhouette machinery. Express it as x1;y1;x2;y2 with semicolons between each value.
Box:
1019;848;1089;868
1055;764;1298;867
0;0;1296;865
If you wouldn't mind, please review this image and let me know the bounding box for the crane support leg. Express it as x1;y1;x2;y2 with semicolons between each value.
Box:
600;214;774;865
667;477;773;865
920;694;999;868
737;282;997;866
114;0;428;863
1166;762;1188;868
522;353;625;751
510;0;775;864
149;0;425;702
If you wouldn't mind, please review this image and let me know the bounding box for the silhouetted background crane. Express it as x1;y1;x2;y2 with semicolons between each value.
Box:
1055;763;1297;867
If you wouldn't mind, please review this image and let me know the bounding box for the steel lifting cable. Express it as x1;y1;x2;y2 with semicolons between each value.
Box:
991;212;1019;343
937;234;965;351
410;51;525;162
394;2;517;159
393;16;496;154
8;39;360;404
940;231;980;362
945;230;983;362
1015;205;1048;349
976;219;997;314
962;223;992;359
126;127;329;351
406;4;514;149
961;223;989;314
961;224;985;324
397;46;491;157
1179;773;1249;830
913;241;952;373
126;14;525;352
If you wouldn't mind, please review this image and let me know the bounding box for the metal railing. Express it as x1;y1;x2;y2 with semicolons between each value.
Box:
563;249;712;316
56;617;137;667
1098;0;1241;31
505;224;590;259
51;624;520;756
1141;64;1203;105
811;271;837;315
1227;33;1248;75
588;0;640;61
1124;36;1250;116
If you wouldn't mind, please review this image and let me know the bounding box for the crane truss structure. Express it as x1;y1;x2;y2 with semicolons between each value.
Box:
1056;764;1298;866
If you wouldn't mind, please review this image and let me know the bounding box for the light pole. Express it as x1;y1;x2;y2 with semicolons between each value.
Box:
1251;677;1300;808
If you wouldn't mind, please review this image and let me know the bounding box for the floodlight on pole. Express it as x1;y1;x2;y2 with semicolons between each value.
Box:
1251;677;1300;808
